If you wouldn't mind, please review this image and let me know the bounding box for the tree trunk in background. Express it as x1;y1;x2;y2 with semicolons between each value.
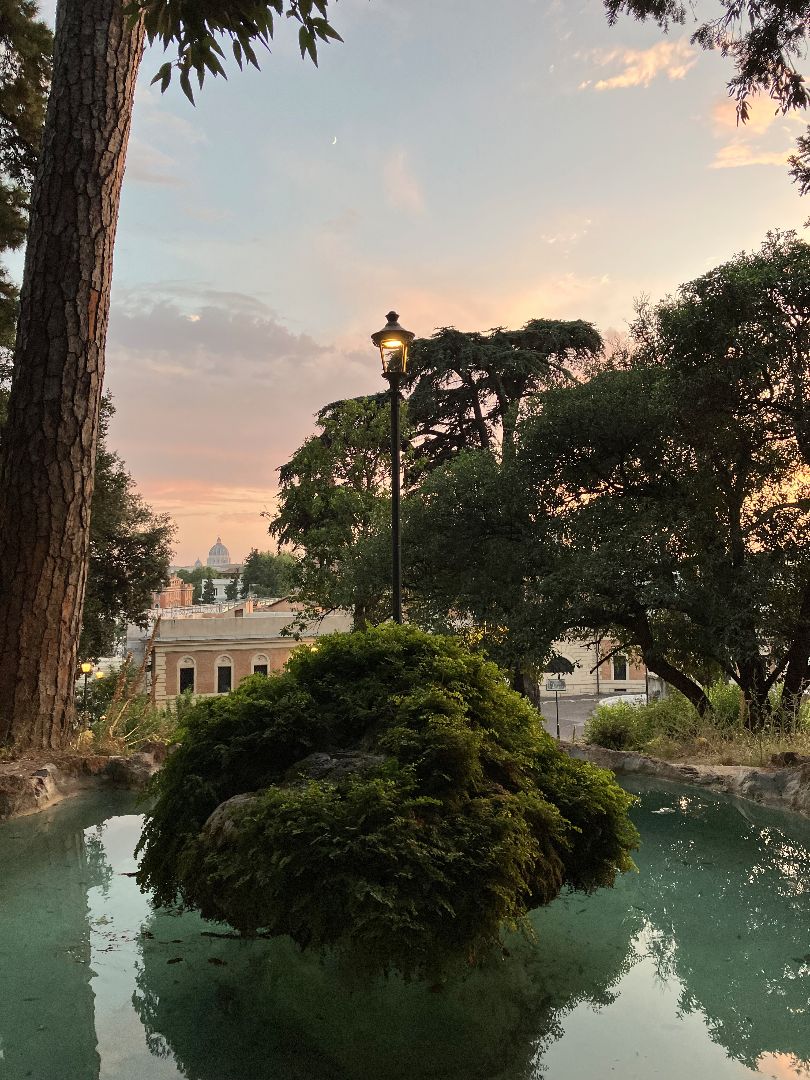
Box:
0;0;144;749
781;584;810;719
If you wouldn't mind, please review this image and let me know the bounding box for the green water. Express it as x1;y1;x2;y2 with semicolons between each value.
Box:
0;782;809;1080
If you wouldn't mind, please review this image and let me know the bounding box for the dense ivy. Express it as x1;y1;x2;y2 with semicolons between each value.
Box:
137;625;637;978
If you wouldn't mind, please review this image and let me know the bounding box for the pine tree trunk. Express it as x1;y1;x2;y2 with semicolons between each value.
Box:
0;0;144;749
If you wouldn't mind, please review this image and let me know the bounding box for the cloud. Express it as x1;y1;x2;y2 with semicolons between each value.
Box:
125;85;209;187
540;217;593;249
710;96;783;137
581;39;697;92
104;286;377;563
383;150;425;213
710;143;793;170
126;139;184;186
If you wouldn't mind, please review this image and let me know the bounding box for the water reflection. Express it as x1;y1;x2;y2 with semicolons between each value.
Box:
0;791;131;1080
132;887;641;1080
0;782;808;1080
624;782;810;1071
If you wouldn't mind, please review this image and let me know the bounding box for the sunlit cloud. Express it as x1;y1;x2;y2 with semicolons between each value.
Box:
711;95;784;137
710;143;793;170
756;1052;810;1079
383;149;425;213
580;39;697;92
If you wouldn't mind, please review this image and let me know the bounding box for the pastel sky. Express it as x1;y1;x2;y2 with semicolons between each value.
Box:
33;1;810;564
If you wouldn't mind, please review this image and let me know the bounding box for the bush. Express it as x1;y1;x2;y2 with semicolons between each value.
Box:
584;701;651;751
585;679;810;763
585;693;703;752
137;625;638;980
707;680;743;730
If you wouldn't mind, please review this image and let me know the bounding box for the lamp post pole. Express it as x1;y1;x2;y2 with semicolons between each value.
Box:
386;371;403;624
371;311;414;627
80;661;93;709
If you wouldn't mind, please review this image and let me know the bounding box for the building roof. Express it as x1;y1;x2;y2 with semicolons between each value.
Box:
208;536;231;564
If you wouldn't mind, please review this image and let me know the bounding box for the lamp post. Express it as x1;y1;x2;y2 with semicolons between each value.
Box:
371;311;415;624
80;661;93;708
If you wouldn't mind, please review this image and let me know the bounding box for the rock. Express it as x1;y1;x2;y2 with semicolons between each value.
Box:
0;761;60;821
769;751;810;768
201;793;260;844
286;751;386;783
138;740;170;764
104;750;161;788
564;742;810;818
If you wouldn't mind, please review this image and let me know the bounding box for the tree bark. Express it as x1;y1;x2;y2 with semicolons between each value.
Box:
0;0;144;749
632;617;711;715
780;583;810;718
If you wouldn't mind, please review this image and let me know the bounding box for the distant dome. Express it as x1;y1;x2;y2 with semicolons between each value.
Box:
207;536;231;569
193;557;202;569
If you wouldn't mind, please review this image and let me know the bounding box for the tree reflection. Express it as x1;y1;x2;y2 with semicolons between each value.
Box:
132;885;642;1080
628;782;810;1071
129;781;810;1080
0;792;125;1080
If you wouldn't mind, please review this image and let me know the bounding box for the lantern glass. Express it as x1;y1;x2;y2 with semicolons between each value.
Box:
380;339;407;375
371;312;414;378
80;661;93;674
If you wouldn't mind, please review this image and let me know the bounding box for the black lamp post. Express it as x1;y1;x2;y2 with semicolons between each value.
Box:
80;661;93;709
371;311;415;624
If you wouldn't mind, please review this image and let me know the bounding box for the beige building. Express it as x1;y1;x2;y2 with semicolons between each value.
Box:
538;639;649;698
141;599;351;704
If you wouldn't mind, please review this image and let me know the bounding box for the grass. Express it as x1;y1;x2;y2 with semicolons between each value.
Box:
582;682;810;768
72;664;192;756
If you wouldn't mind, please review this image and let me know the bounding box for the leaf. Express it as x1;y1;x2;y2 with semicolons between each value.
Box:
179;67;195;105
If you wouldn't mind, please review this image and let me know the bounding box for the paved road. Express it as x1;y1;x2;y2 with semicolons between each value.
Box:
538;694;599;742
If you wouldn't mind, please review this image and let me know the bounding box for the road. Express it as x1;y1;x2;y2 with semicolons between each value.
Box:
538;694;599;742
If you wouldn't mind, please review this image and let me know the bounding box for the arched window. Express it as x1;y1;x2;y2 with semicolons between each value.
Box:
178;656;196;694
252;653;269;677
216;654;233;695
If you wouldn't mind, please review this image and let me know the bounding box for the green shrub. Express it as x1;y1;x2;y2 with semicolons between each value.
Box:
137;625;638;980
585;694;700;752
584;702;650;750
706;680;743;730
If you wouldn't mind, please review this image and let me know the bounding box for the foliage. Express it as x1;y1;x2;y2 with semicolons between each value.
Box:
0;1;52;352
405;450;556;681
240;548;298;598
268;395;398;628
81;400;175;658
74;662;183;753
130;0;343;103
2;392;174;660
585;683;810;764
176;565;215;604
406;319;601;473
224;573;240;601
201;577;216;604
137;625;638;979
604;0;810;192
513;232;810;727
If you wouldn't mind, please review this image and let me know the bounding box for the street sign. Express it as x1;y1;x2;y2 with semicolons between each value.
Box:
546;679;567;692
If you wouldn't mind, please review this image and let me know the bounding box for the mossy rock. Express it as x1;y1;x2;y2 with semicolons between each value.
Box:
136;625;638;979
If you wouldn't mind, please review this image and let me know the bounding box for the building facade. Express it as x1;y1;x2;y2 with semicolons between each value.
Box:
145;599;351;704
538;639;649;697
152;575;194;610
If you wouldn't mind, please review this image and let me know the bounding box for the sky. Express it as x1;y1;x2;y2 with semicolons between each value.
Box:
34;0;810;565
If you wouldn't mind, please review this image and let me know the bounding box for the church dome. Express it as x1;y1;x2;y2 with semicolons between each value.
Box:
207;536;231;569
